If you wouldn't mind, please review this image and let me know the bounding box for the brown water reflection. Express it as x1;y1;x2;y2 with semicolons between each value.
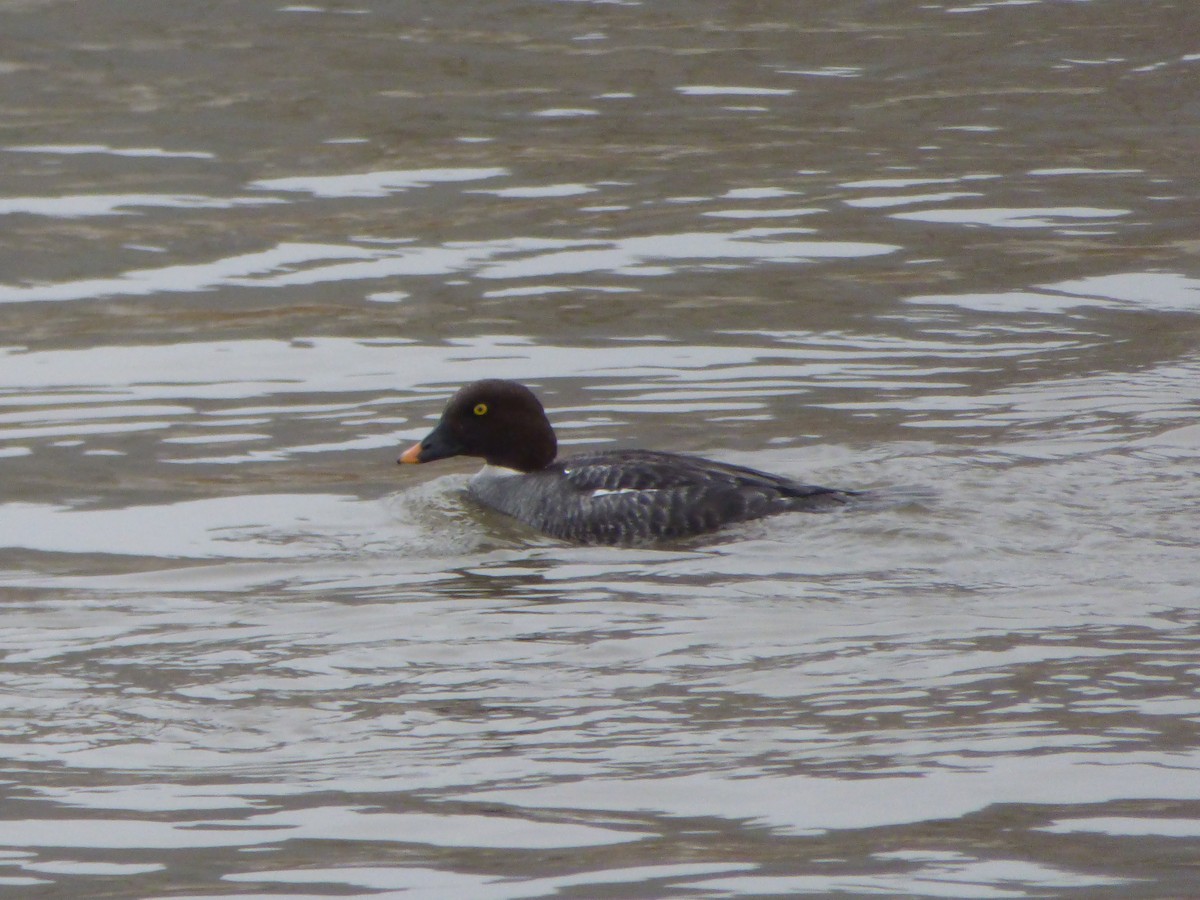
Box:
1;0;1199;897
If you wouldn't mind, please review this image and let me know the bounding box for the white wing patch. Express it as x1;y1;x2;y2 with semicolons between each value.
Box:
591;488;658;497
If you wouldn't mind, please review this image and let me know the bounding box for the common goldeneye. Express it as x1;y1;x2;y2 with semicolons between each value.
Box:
399;379;853;544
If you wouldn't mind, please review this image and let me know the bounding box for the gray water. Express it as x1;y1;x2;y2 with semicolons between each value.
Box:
2;1;1199;897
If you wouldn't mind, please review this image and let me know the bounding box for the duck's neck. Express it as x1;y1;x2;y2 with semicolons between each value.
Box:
488;442;556;473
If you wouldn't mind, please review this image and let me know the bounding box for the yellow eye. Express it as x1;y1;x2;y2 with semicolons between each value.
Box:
473;403;488;416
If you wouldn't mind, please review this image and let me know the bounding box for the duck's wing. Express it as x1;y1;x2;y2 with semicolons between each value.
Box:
560;449;848;500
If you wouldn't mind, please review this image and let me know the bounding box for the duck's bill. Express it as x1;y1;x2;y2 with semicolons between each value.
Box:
398;442;426;464
397;424;463;464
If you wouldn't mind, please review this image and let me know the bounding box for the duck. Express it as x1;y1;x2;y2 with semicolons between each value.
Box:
398;379;853;545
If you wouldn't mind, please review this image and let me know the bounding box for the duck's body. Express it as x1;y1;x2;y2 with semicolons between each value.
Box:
399;380;852;545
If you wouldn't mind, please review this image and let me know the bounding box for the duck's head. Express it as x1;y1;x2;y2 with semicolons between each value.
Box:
398;379;558;473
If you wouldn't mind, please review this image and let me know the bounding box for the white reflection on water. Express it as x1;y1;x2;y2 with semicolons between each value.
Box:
779;66;863;78
722;187;798;199
676;85;796;96
701;853;1128;897
0;494;372;558
1038;817;1200;837
22;861;165;876
221;862;755;899
1028;167;1144;176
4;144;215;159
844;192;983;209
910;272;1200;314
461;752;1200;835
0;194;279;219
2;331;1046;405
0;229;896;303
0;243;378;304
1051;272;1200;311
474;229;896;279
473;183;596;198
0;808;642;850
890;206;1128;228
249;167;508;197
530;107;599;118
703;207;823;219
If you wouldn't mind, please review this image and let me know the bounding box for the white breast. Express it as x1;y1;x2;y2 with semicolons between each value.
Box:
471;464;525;485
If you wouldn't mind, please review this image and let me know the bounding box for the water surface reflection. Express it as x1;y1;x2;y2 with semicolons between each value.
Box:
1;0;1198;897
